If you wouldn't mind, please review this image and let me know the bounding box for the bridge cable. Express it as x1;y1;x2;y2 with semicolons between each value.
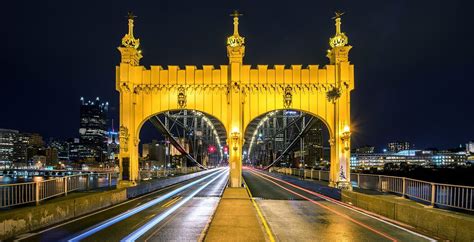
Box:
149;116;207;170
263;116;316;170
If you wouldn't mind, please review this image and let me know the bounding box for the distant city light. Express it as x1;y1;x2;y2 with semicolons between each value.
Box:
208;145;216;154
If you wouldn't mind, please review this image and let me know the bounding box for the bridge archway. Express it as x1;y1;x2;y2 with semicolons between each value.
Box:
136;109;228;179
116;12;354;188
242;107;345;185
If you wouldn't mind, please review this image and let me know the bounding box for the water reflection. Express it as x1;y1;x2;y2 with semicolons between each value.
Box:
0;175;47;184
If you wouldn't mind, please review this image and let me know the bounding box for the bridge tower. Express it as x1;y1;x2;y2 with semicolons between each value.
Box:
226;10;246;187
116;11;354;189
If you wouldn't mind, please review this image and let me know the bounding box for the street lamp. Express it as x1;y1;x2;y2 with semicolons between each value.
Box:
341;125;351;151
231;128;240;151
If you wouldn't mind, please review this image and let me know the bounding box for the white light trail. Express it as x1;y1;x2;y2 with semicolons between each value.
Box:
67;169;224;242
121;168;228;241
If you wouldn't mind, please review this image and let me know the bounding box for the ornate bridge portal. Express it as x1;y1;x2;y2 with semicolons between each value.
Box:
116;12;354;188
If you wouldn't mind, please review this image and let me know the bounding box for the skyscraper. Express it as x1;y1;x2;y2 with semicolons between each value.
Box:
0;129;18;166
78;97;109;162
304;121;324;167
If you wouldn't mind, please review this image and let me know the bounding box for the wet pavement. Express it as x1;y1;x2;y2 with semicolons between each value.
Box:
243;169;436;242
9;168;438;241
11;168;228;242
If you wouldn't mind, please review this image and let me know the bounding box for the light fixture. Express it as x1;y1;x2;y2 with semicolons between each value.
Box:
231;128;240;151
341;124;351;151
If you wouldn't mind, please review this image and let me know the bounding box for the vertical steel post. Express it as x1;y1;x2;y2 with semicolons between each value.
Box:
378;175;382;191
357;173;360;188
35;182;40;205
64;177;68;196
86;174;90;190
402;177;406;197
431;183;436;207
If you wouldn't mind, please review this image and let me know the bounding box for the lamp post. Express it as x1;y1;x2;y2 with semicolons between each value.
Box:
339;124;352;190
231;129;240;151
341;125;351;151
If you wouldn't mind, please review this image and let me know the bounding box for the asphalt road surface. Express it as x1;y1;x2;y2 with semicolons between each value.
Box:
11;168;228;242
243;168;437;242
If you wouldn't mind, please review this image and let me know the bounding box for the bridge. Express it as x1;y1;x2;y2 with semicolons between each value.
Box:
1;12;473;242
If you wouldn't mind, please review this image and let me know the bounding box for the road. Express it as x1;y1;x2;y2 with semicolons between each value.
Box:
11;168;228;242
243;168;436;242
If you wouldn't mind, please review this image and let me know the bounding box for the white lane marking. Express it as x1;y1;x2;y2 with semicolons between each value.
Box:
121;169;228;242
252;170;436;242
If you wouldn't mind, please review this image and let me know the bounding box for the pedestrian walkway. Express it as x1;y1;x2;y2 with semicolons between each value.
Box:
204;188;267;242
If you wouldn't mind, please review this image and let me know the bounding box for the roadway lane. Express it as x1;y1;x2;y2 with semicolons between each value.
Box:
243;168;436;242
12;168;228;242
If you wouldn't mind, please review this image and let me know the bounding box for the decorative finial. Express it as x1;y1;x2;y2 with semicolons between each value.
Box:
227;10;245;48
332;11;345;20
121;11;140;49
329;11;348;48
127;11;137;20
230;10;242;36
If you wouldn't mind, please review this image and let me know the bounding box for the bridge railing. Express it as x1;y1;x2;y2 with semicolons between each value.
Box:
139;166;200;180
0;172;117;209
272;167;474;212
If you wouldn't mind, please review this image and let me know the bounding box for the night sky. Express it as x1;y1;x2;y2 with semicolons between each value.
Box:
1;0;472;150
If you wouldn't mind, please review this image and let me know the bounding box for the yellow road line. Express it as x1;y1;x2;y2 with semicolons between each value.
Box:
162;196;181;208
243;177;276;242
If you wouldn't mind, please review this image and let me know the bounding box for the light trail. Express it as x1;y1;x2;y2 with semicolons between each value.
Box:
248;168;436;242
248;169;398;241
121;169;228;242
67;168;225;242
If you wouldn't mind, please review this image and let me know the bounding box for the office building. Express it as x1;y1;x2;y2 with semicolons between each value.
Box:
351;149;468;170
387;141;411;153
355;146;375;154
0;129;18;165
78;97;109;162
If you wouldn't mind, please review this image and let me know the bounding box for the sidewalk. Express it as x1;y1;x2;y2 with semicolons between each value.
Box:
204;188;267;242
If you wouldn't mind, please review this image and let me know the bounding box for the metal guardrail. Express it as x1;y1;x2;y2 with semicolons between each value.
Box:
139;167;201;180
0;173;117;208
273;167;474;212
274;167;330;182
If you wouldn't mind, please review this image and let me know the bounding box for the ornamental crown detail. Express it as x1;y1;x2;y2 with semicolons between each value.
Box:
227;10;245;48
329;12;349;48
121;12;140;49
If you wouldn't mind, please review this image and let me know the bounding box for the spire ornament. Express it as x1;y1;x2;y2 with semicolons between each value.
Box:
121;12;140;49
329;11;348;48
227;10;245;48
118;11;142;66
326;11;351;64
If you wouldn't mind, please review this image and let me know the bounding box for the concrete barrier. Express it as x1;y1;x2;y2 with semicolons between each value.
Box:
0;168;216;240
342;190;474;241
0;189;127;240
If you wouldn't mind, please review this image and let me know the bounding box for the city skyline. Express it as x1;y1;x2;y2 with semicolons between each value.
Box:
0;0;472;150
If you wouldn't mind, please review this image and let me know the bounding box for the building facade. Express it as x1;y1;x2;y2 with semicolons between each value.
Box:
351;149;468;170
0;129;18;166
387;141;411;153
354;146;375;154
78;97;109;162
